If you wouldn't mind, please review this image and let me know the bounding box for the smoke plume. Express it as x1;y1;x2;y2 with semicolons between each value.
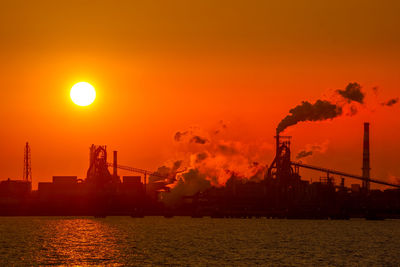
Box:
277;82;369;133
277;100;342;133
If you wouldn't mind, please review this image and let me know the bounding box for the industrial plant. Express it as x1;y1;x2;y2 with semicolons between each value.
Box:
0;123;399;219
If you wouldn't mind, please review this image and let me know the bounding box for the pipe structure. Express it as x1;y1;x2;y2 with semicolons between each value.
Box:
291;161;400;189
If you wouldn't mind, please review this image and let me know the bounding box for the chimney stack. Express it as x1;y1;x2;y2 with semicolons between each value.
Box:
362;122;370;191
113;151;118;177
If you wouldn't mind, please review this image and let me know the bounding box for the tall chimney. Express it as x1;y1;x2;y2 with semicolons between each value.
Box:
113;150;118;177
362;122;370;191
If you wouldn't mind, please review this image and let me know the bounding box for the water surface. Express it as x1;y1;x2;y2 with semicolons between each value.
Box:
0;217;399;266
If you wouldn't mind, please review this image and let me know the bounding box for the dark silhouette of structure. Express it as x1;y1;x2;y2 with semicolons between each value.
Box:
86;144;120;188
0;123;399;218
23;142;32;182
362;122;371;192
184;123;400;219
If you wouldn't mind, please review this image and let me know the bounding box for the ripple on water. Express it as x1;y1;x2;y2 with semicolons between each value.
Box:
0;217;400;266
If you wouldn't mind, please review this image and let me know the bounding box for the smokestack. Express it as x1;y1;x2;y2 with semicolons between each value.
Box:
113;151;118;177
362;122;370;191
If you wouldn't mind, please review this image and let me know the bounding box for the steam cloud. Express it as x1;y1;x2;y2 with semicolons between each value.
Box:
156;123;271;206
162;169;212;206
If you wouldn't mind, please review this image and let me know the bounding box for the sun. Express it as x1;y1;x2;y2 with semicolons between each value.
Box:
70;82;96;106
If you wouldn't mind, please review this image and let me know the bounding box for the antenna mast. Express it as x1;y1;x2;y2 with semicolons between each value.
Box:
23;142;32;182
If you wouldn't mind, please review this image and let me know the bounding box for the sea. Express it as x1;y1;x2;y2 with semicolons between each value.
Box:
0;217;399;266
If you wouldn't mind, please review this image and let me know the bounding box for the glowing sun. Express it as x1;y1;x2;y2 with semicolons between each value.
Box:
70;82;96;106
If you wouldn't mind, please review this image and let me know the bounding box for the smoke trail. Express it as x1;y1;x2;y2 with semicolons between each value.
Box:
277;100;342;133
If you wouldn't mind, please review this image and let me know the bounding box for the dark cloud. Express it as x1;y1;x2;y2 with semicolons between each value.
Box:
277;100;342;133
174;131;188;142
296;150;313;159
337;82;365;104
381;97;399;107
218;144;238;155
190;136;208;144
172;160;183;170
214;120;228;134
195;152;208;163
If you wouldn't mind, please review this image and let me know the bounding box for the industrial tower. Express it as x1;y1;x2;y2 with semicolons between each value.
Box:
86;144;120;187
23;142;32;182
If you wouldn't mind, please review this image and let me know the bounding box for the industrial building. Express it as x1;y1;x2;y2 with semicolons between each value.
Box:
0;123;399;218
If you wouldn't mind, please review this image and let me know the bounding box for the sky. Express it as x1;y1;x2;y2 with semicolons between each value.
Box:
1;0;400;188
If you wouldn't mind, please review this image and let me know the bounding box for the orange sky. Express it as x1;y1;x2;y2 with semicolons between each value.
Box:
1;0;400;188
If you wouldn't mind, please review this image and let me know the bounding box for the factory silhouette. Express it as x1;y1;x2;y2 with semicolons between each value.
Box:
0;122;399;219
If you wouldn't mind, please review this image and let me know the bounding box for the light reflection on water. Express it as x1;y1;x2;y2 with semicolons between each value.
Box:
36;219;123;265
0;217;400;266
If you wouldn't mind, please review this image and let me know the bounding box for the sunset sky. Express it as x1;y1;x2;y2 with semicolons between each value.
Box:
1;0;400;188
